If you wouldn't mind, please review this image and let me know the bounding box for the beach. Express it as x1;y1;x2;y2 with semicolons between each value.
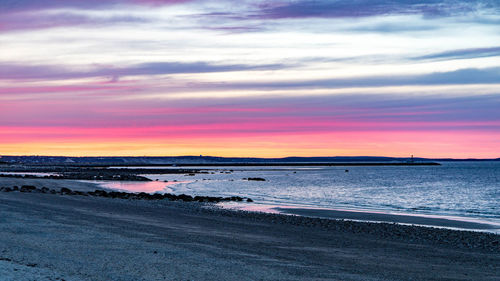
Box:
0;178;499;281
3;0;500;279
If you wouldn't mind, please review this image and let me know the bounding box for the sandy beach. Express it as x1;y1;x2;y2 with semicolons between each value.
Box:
0;178;498;280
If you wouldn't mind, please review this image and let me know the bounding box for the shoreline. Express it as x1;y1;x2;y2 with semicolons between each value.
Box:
222;202;500;234
276;207;500;232
2;177;499;234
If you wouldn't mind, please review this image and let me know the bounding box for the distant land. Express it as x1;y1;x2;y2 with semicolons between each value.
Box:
0;155;498;165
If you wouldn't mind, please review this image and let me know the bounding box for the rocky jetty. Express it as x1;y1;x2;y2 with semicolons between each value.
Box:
0;185;253;203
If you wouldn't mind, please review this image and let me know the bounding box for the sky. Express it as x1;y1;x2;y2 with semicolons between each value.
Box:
1;0;499;158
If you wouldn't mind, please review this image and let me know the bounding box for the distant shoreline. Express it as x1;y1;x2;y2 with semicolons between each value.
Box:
110;162;442;166
2;154;498;167
7;162;441;167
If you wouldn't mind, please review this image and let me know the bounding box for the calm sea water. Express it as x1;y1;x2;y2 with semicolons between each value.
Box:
100;161;500;226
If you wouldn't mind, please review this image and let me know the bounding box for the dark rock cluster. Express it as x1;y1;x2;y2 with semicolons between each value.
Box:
243;177;266;181
0;185;253;203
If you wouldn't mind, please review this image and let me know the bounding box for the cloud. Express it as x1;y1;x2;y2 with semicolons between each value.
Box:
0;0;193;32
413;46;500;61
2;85;499;132
0;61;288;81
4;0;498;33
202;26;264;33
199;67;500;91
0;11;148;32
254;0;499;19
4;64;496;97
0;0;192;12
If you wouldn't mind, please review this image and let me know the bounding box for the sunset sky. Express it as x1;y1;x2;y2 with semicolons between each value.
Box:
1;0;499;158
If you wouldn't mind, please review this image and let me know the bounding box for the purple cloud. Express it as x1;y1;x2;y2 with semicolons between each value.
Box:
0;61;288;81
1;85;499;132
254;0;499;19
193;67;500;91
414;47;500;61
0;0;194;32
0;12;148;32
3;1;497;33
0;0;192;12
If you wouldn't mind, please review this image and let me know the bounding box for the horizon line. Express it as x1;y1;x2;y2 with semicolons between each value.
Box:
1;155;499;160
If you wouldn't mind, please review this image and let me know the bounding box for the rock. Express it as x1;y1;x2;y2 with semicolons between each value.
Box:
177;194;193;202
245;177;266;181
89;190;108;197
137;192;150;199
20;185;37;192
151;193;163;200
60;187;74;195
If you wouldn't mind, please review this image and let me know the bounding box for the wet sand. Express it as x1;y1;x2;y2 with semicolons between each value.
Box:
277;207;499;231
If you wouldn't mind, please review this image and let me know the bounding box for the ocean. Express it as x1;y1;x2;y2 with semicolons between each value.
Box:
97;161;500;229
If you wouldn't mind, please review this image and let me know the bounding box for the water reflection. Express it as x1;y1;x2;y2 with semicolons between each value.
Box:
83;180;191;193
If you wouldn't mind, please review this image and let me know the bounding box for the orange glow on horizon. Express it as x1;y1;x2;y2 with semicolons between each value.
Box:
1;131;499;159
